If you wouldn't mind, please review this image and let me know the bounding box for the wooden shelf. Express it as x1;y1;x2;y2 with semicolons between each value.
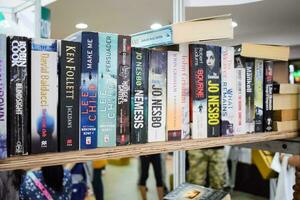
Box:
0;130;298;171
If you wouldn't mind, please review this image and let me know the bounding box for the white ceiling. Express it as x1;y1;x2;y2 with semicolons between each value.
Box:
48;0;300;46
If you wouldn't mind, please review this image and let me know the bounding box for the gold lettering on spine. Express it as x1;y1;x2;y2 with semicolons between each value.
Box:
65;45;76;99
41;53;49;107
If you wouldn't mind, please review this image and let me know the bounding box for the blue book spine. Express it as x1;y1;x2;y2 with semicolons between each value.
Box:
98;33;118;147
0;35;7;159
80;32;99;149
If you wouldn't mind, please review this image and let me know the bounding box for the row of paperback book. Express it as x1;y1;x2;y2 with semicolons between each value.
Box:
0;32;287;159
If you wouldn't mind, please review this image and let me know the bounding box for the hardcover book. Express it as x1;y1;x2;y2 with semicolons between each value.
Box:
245;58;255;133
0;34;7;159
164;183;230;200
148;50;167;142
180;44;190;139
59;40;81;151
206;45;221;137
189;44;207;139
98;33;118;147
31;39;58;153
69;32;99;149
131;48;149;144
116;35;131;146
263;61;273;132
7;36;30;156
167;51;182;141
254;59;264;132
221;47;235;136
234;56;246;134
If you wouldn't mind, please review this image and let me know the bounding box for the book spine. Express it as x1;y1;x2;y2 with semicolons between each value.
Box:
221;47;235;136
131;48;149;144
98;33;118;147
190;44;207;139
167;51;182;141
116;35;131;146
80;32;99;149
264;61;273;132
31;39;58;154
234;56;246;134
180;44;190;139
245;58;255;133
0;35;7;159
254;59;264;132
59;41;81;151
148;50;167;142
7;36;30;156
207;45;221;137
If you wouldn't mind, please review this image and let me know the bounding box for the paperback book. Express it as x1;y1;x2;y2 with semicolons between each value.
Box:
245;58;255;133
189;44;207;139
148;50;167;142
116;35;131;146
263;61;273;131
206;45;221;137
59;40;81;151
234;56;246;134
31;39;58;153
254;59;264;132
131;48;149;144
98;33;118;147
167;51;182;141
180;44;190;139
0;34;7;159
7;36;30;155
221;47;235;136
71;32;99;149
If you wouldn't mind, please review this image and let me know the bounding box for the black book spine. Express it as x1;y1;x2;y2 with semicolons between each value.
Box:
59;41;81;151
7;36;30;156
263;61;273;132
245;58;255;133
131;48;149;144
116;35;131;146
206;45;221;137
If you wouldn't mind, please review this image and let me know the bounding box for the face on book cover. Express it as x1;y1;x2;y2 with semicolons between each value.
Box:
206;50;215;70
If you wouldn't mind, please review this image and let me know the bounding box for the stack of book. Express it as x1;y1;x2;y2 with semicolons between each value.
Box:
164;183;230;200
273;83;300;131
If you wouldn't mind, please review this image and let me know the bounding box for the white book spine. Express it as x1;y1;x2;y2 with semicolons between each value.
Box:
221;47;235;136
180;44;190;139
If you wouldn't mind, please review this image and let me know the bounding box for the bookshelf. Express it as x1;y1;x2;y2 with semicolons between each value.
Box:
0;130;297;171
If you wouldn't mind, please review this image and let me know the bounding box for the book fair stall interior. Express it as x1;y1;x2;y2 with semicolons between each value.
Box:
0;0;300;200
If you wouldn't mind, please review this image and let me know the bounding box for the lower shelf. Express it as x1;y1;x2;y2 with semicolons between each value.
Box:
0;130;298;171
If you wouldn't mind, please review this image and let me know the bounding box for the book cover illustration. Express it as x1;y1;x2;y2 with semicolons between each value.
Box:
245;58;255;133
116;35;131;146
206;45;221;137
164;183;229;200
264;61;273;132
148;50;167;142
221;47;235;136
167;51;182;141
59;40;81;151
180;44;190;139
7;36;30;155
98;33;118;147
254;59;264;132
131;48;149;144
0;34;7;159
190;44;207;139
80;32;99;149
31;39;58;153
234;56;246;134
